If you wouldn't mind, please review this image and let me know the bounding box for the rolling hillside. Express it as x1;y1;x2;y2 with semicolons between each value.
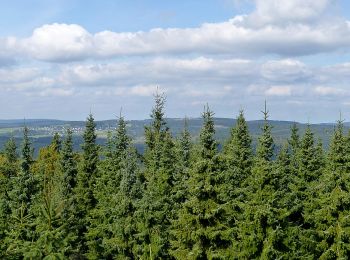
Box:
0;118;342;155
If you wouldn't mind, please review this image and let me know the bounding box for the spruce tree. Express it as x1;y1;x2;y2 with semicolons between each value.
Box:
5;137;18;164
21;126;33;178
221;109;253;200
52;132;62;152
171;105;230;259
135;92;176;259
172;118;192;210
104;146;142;259
305;119;350;258
60;128;79;257
26;144;66;258
289;123;300;156
296;125;325;257
0;138;18;257
239;102;276;258
16;125;36;206
298;125;322;182
4;126;37;257
74;113;99;256
87;115;137;258
61;128;78;198
219;110;253;251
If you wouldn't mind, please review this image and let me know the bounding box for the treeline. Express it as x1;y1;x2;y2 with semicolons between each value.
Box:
0;93;349;259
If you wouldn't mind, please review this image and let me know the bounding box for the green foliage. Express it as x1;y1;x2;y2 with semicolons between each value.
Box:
171;105;231;259
2;102;350;259
135;92;177;259
51;132;62;152
172;118;192;210
87;115;142;259
222;110;253;194
3;127;38;258
28;144;67;258
238;103;276;258
74;113;100;257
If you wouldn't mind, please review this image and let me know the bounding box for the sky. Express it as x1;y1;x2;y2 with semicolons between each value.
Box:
1;0;350;122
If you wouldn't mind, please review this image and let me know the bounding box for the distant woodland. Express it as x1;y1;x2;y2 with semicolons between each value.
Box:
1;93;350;259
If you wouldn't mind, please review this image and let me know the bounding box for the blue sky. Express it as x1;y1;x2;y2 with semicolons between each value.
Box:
1;0;350;122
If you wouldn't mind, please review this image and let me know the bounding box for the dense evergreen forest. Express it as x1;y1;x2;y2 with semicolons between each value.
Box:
1;93;350;259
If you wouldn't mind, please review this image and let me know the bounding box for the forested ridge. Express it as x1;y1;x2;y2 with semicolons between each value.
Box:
1;93;350;259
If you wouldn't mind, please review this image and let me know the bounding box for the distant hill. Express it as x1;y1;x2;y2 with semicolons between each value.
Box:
0;118;343;155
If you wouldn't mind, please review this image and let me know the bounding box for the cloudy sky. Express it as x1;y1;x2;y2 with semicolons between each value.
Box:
1;0;350;122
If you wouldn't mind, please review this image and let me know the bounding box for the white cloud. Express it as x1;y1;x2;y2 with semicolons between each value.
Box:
17;19;348;61
20;23;94;62
249;0;333;26
0;0;343;62
265;85;292;96
58;57;257;87
313;86;348;96
261;59;311;82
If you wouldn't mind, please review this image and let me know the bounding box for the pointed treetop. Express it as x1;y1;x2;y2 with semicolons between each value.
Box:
261;100;269;121
256;102;274;161
150;90;167;132
184;116;189;129
51;132;62;152
337;110;345;129
119;107;123;119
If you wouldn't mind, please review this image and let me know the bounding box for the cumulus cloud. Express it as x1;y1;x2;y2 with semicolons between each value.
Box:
0;0;346;62
15;20;350;61
22;24;94;62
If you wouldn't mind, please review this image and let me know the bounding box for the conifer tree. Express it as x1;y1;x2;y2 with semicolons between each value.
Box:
21;126;33;178
60;128;79;257
295;125;326;257
135;92;176;259
16;125;37;206
74;113;99;256
178;118;192;169
61;128;78;198
0;138;18;257
103;146;142;259
5;137;18;164
222;109;253;198
298;125;322;182
239;102;276;258
265;143;302;258
27;144;67;258
289;123;300;155
4;126;37;257
171;105;230;259
288;123;301;189
305;119;350;258
219;110;253;251
52;132;62;152
172;118;192;209
87;115;136;258
256;103;274;162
